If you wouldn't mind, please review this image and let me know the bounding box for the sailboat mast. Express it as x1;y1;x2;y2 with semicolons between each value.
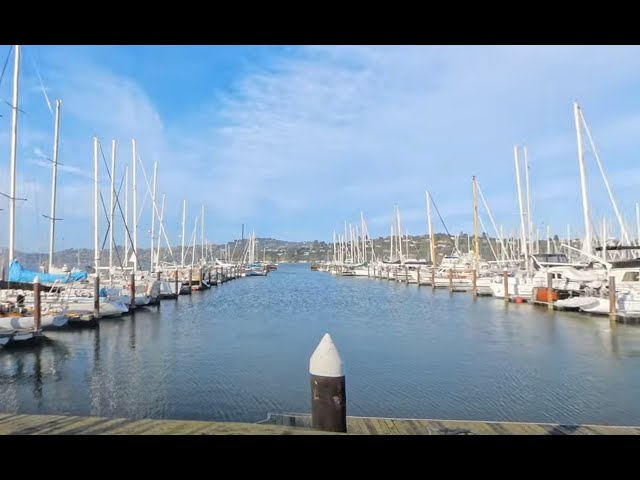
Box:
93;137;100;273
201;204;205;263
361;211;366;263
48;99;62;272
426;191;436;265
523;145;533;258
396;206;403;262
181;200;187;268
150;161;157;272
472;176;480;271
132;139;138;272
124;165;129;264
109;140;116;274
8;45;21;264
156;193;165;267
574;102;592;255
514;146;529;266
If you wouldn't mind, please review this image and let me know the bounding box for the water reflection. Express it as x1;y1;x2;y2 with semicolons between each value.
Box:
2;264;640;426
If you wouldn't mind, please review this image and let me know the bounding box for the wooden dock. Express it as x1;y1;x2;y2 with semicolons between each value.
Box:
1;412;638;434
261;413;640;435
0;413;334;435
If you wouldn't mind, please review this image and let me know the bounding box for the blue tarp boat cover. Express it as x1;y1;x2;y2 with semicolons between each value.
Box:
8;259;88;284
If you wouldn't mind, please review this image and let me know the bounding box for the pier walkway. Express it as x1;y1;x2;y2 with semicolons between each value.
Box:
0;412;638;434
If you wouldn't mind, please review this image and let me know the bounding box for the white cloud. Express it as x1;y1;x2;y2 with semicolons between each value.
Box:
3;45;640;250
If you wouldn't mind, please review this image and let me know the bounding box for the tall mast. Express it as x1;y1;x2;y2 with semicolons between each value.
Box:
426;191;436;266
132;139;138;272
124;165;129;265
574;102;592;255
201;204;205;263
156;193;165;268
181;200;187;267
93;137;100;273
48;99;62;272
396;206;403;262
514;145;529;268
149;161;157;272
361;211;366;263
109;139;116;273
8;45;21;263
472;175;480;271
523;145;533;257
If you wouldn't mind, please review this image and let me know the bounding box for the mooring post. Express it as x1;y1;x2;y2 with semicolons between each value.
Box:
199;266;203;289
417;266;421;286
129;273;136;310
503;269;509;304
33;276;42;332
448;269;453;292
174;268;179;299
156;271;161;309
609;275;617;321
431;266;436;290
94;276;100;319
367;264;370;277
547;271;554;310
188;268;193;294
310;333;346;433
472;269;477;298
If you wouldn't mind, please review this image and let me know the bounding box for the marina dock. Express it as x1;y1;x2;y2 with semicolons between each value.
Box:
0;412;637;435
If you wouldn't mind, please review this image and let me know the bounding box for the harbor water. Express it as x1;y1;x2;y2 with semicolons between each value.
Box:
2;263;640;426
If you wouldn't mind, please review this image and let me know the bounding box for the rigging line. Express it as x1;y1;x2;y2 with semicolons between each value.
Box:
430;196;461;256
0;45;13;91
27;50;53;118
98;140;134;256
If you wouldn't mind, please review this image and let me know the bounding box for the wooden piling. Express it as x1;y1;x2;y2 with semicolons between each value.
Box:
94;276;100;318
129;273;136;309
609;275;617;321
199;267;203;289
33;276;42;332
188;269;193;294
431;266;435;290
472;269;477;298
503;270;509;303
174;268;179;299
547;271;554;310
417;267;420;286
448;269;453;292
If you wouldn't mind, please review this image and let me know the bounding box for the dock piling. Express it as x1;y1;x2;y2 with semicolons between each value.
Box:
503;269;509;303
310;333;346;433
174;268;179;299
33;276;42;332
472;269;477;298
129;273;135;309
547;271;554;310
609;275;617;321
94;276;100;318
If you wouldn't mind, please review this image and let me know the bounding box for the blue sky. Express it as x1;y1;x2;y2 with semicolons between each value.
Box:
1;45;640;252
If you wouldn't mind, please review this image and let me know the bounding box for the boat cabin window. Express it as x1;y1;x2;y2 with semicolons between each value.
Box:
622;271;640;282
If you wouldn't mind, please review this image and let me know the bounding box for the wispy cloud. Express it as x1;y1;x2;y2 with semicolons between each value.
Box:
2;45;640;251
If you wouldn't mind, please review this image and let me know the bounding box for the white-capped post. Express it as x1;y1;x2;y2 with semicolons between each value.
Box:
309;333;346;433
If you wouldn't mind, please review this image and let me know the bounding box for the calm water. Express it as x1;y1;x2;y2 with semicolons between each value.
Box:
2;263;640;425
